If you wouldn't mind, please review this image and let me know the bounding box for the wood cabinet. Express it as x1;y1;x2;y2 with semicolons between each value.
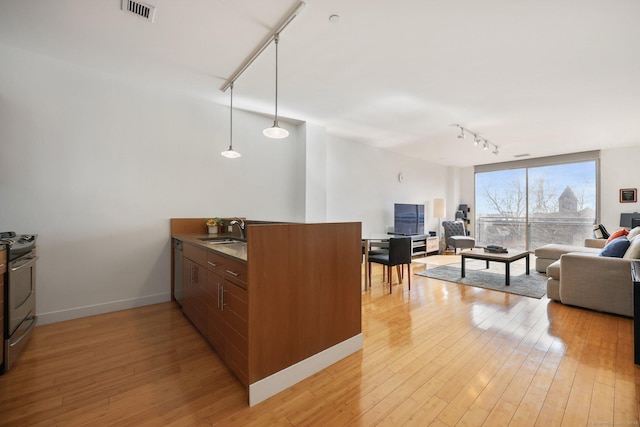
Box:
182;243;249;385
172;220;362;406
0;249;5;371
182;243;208;337
205;270;225;355
205;251;248;385
220;277;248;384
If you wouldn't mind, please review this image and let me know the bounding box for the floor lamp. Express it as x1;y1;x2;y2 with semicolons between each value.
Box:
433;198;446;253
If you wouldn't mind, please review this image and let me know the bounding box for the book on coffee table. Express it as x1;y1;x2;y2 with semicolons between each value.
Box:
484;245;508;253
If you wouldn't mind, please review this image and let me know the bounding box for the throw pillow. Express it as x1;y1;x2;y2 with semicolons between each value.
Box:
606;228;629;245
593;224;610;239
624;236;640;259
600;236;631;257
627;226;640;241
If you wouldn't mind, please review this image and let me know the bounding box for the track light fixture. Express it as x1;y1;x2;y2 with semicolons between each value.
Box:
221;83;241;159
451;124;499;156
218;1;306;150
263;33;289;139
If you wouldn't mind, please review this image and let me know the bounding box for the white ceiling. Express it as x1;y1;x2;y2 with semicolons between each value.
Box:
1;0;639;167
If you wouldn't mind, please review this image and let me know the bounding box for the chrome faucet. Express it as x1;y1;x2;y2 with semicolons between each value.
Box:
229;218;245;240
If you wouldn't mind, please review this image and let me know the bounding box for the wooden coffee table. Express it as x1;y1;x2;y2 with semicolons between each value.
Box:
461;249;530;286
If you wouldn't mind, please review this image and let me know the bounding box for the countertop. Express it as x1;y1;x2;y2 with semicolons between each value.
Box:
173;233;247;262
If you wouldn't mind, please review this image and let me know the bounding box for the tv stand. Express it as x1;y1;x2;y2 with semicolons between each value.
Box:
366;234;439;258
404;234;439;257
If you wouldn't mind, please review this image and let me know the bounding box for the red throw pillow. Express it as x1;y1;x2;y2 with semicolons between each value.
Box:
606;228;629;245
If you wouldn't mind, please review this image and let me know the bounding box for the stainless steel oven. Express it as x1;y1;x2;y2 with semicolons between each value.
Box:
1;232;38;372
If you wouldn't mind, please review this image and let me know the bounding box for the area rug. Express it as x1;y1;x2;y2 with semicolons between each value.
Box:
415;259;547;299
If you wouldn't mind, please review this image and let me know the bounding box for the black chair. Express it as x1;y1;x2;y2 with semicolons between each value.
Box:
368;237;412;293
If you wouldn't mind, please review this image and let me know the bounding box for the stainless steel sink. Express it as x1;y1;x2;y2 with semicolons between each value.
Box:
198;237;245;245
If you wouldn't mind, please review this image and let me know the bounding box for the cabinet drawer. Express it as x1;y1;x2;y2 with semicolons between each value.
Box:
225;309;247;343
206;251;227;276
207;249;247;287
224;282;248;322
225;339;248;386
223;258;247;287
226;320;248;355
184;243;207;267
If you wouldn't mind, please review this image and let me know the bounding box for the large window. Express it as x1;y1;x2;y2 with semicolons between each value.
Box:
475;152;599;251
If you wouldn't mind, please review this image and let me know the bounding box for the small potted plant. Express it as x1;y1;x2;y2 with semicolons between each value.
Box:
205;218;223;234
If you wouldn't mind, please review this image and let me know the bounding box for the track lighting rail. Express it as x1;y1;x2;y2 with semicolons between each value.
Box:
451;124;499;155
220;1;306;92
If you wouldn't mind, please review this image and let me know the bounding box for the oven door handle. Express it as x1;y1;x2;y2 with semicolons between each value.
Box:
10;315;37;347
11;255;39;272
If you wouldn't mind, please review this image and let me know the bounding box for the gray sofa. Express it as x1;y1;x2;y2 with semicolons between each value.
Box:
536;237;639;317
534;239;603;273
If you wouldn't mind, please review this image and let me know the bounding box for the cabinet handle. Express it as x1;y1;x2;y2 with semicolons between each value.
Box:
208;261;218;268
221;286;226;311
226;269;239;277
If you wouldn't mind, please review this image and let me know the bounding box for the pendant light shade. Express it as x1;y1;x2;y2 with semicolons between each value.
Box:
263;33;289;139
221;147;241;158
221;84;241;158
263;122;289;139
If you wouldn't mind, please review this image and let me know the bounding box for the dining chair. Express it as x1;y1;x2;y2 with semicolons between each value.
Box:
368;237;412;293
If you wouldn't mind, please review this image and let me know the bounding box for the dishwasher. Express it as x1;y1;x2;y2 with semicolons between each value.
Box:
173;239;183;305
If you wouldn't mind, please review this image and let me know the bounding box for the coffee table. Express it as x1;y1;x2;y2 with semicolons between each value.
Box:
461;249;530;286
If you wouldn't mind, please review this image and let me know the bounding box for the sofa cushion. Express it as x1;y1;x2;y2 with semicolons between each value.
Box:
606;228;629;244
627;226;640;241
600;237;630;257
624;236;640;259
535;244;599;260
546;259;561;280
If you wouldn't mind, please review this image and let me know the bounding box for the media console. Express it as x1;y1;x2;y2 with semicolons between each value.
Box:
409;234;439;257
384;234;439;257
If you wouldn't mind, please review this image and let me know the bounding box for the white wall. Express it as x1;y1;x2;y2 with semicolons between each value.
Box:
458;146;640;237
325;136;449;236
600;146;640;229
303;123;328;222
0;43;305;323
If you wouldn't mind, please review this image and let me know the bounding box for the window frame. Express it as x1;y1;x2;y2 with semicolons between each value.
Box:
474;150;601;250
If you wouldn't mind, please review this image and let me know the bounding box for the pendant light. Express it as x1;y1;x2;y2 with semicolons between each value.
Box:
263;33;289;139
221;83;241;158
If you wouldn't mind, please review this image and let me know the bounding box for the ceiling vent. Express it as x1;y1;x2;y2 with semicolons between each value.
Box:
122;0;156;22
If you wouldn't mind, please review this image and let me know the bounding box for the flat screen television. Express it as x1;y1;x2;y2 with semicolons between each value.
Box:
393;203;425;235
620;213;640;228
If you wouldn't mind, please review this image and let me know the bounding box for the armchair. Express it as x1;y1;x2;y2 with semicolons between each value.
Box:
442;221;475;254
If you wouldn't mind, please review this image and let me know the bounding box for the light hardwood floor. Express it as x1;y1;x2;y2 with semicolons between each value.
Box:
1;256;638;426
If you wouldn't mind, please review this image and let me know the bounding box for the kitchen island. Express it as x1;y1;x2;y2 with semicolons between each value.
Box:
171;219;362;406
